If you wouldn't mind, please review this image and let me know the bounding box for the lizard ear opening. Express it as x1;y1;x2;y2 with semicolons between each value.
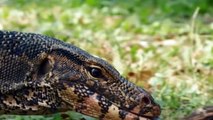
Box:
38;57;52;76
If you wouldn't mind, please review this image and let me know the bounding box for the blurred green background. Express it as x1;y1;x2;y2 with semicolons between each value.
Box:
0;0;213;120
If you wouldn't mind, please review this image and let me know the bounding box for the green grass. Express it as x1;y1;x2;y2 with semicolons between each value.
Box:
0;0;212;120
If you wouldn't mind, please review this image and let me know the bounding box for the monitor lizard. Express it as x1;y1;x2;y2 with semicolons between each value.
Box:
0;31;161;120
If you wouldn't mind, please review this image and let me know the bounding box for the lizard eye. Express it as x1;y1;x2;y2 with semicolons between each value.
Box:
89;67;103;78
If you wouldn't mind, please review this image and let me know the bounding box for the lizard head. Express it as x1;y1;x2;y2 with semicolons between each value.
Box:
45;44;161;119
81;57;161;119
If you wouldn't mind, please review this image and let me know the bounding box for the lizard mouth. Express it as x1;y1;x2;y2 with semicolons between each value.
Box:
59;83;160;120
74;92;159;120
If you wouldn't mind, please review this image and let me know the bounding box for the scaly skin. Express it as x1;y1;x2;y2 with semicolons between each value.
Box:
0;31;161;120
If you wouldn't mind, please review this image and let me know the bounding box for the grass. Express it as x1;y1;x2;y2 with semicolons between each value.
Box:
0;0;212;120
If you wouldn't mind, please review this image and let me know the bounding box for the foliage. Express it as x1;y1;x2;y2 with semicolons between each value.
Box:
0;0;212;120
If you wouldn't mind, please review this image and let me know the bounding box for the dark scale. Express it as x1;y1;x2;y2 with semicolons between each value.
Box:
96;95;112;114
73;84;94;97
119;110;128;120
54;49;83;65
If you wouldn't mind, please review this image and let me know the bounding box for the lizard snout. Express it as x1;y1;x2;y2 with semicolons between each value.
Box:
127;88;161;118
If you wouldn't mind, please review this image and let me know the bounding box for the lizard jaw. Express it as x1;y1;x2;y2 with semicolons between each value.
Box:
78;93;153;120
59;83;159;120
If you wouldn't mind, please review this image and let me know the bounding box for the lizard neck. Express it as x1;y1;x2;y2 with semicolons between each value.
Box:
0;83;70;115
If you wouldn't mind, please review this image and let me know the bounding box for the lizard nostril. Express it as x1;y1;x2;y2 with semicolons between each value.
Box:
142;96;150;104
153;105;161;116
